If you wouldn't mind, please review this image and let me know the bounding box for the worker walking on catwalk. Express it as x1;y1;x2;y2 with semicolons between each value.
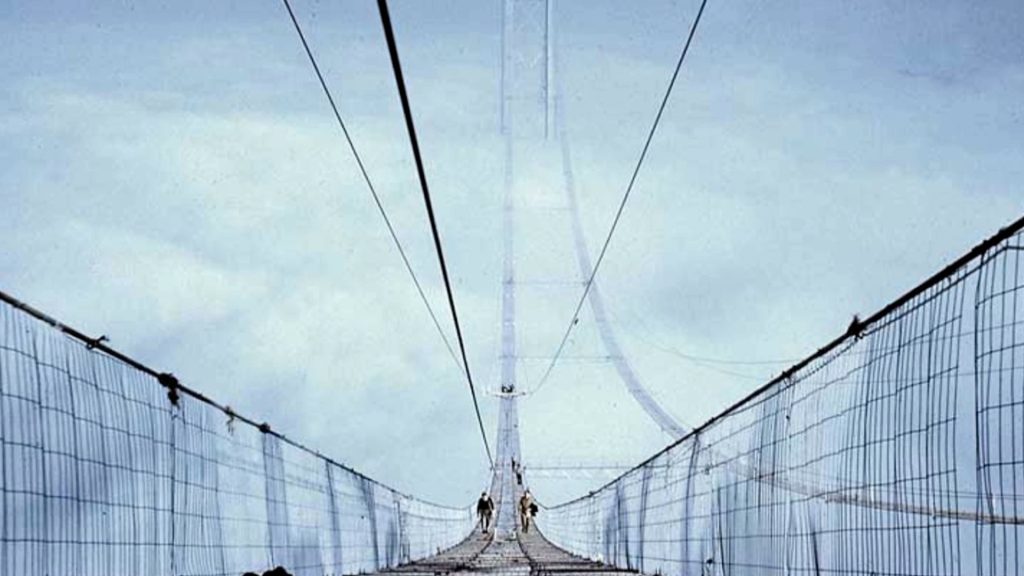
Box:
477;491;495;533
519;490;534;534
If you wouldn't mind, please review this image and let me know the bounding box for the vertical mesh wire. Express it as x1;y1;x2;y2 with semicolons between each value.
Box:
538;227;1024;576
975;242;1024;576
0;299;474;576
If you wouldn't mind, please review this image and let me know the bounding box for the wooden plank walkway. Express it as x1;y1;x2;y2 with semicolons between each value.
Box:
379;530;635;576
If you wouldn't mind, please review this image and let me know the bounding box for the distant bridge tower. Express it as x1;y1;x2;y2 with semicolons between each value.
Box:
501;0;555;139
491;0;687;535
489;0;556;536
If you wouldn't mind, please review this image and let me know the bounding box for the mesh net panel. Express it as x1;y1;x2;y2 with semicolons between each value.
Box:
0;300;473;576
538;228;1024;576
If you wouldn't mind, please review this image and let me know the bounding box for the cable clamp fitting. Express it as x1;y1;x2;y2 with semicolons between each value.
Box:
158;373;181;407
846;314;865;339
225;406;237;434
86;334;109;350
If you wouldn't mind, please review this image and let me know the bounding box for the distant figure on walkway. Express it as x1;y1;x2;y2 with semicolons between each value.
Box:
477;491;495;533
513;459;524;486
519;490;534;534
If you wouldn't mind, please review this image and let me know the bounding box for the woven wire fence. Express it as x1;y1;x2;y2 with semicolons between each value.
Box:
538;219;1024;576
0;296;473;576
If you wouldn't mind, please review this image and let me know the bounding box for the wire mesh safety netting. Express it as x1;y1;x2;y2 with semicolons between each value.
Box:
538;218;1024;576
0;295;474;576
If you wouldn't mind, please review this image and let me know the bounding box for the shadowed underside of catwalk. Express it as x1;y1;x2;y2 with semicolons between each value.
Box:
376;529;635;576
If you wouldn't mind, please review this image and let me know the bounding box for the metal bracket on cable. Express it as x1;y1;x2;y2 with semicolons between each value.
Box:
846;314;865;339
85;334;109;350
225;405;237;434
158;372;181;407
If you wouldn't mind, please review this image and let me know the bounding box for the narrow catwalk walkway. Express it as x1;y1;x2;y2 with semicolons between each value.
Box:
378;529;634;576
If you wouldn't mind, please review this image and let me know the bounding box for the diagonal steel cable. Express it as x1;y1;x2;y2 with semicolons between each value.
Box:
376;0;494;466
279;0;461;372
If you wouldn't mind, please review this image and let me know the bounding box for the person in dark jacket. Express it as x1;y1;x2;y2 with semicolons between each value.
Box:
477;491;495;533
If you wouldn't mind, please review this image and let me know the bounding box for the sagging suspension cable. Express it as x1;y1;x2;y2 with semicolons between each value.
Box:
534;0;712;392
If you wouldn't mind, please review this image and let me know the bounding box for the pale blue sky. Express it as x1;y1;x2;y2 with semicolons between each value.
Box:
1;0;1022;504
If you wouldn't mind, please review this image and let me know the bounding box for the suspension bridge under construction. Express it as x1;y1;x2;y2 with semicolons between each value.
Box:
2;1;1023;575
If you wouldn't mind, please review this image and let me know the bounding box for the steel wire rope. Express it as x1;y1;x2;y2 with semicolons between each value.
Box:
603;305;797;381
278;0;461;372
609;305;800;366
532;0;711;394
542;215;1024;513
0;287;466;510
376;0;493;466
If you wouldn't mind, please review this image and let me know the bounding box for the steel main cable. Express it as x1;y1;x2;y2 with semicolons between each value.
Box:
376;0;494;467
278;0;461;373
532;0;711;394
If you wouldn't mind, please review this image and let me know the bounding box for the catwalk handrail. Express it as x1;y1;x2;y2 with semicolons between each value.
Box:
0;287;459;511
548;213;1024;511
